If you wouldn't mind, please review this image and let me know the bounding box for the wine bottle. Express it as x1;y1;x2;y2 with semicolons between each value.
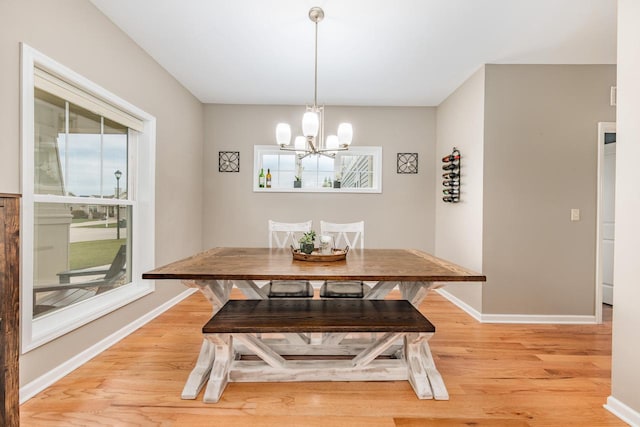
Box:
442;163;459;171
258;168;265;188
442;196;460;203
266;169;272;188
443;188;460;195
442;172;459;179
443;180;460;187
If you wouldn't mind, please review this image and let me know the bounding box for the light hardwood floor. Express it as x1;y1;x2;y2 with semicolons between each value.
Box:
20;290;623;426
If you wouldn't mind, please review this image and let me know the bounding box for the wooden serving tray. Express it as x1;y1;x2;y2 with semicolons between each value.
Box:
291;246;349;262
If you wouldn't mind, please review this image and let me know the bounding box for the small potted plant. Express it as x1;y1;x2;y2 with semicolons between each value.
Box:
298;231;316;254
333;172;342;188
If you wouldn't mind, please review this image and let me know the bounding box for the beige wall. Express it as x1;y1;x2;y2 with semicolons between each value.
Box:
203;105;436;250
0;0;204;385
435;67;485;311
483;64;616;315
611;0;640;415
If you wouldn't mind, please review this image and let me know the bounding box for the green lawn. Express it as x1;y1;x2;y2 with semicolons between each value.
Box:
70;239;126;270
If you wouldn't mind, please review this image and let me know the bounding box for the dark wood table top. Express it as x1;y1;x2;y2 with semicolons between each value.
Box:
202;299;436;334
143;247;486;282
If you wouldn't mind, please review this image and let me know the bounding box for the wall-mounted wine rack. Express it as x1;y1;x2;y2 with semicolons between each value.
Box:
441;147;460;203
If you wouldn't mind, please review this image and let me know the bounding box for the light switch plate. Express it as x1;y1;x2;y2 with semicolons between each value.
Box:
571;209;580;221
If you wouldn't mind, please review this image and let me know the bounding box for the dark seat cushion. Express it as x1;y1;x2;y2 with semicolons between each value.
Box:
319;281;370;298
268;280;314;298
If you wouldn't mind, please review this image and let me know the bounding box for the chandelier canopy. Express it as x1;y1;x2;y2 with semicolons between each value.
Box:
275;7;353;159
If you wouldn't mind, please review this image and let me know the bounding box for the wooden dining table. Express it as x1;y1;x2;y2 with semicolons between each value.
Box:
143;247;486;402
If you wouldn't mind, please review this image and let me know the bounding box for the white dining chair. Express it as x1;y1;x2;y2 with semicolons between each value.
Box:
266;220;314;298
319;220;370;298
269;220;312;250
320;220;364;250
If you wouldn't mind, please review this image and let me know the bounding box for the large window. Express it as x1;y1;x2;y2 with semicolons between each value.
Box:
21;44;156;351
33;88;132;317
253;146;382;193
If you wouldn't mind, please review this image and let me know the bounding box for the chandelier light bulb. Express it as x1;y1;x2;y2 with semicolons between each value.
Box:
276;123;292;146
337;123;353;146
302;111;319;137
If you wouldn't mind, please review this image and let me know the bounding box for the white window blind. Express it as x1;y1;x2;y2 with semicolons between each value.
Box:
34;67;144;132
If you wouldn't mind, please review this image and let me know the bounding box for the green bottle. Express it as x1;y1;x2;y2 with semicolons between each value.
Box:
259;168;265;188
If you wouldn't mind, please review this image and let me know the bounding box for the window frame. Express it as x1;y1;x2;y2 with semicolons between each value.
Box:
20;43;156;352
253;145;383;193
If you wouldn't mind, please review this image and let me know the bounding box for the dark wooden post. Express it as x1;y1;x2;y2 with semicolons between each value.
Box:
0;194;21;426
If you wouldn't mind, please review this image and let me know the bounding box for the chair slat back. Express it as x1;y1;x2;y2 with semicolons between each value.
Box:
105;245;127;280
269;220;313;249
320;220;364;249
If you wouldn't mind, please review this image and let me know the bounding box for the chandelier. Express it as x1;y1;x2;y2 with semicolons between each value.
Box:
275;7;353;159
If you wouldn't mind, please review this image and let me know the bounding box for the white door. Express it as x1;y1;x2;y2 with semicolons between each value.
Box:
601;128;616;305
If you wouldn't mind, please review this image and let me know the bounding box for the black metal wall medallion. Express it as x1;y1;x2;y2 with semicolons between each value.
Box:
219;151;240;172
397;153;418;174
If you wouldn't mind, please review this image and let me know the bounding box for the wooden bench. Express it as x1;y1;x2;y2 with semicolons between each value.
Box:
201;299;441;403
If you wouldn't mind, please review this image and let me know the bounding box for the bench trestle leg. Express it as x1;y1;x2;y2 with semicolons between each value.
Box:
283;332;311;345
233;333;286;368
322;332;348;345
181;338;216;399
352;332;404;367
405;332;449;400
203;334;233;403
405;333;433;399
420;337;449;400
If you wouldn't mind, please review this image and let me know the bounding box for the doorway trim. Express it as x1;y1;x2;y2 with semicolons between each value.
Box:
595;122;616;324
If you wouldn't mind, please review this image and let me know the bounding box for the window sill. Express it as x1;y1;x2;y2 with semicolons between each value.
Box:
253;187;381;194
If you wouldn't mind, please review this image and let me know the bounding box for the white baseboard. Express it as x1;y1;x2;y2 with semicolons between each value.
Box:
603;284;614;306
481;313;596;324
436;289;597;324
605;395;640;426
435;288;482;321
19;288;197;404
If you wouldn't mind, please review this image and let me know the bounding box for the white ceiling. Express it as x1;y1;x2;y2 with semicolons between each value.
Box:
90;0;617;107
